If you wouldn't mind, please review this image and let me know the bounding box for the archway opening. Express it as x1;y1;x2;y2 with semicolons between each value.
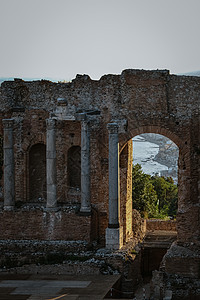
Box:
132;133;179;281
119;132;180;286
29;143;46;203
132;133;179;220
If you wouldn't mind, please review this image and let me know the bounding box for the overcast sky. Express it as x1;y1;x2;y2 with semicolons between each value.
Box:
0;0;200;80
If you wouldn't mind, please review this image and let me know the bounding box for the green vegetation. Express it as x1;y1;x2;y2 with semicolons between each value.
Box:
132;164;178;219
130;249;138;255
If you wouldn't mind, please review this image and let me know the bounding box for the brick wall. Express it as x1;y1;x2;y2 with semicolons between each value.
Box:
0;70;200;249
146;219;177;231
120;140;133;242
132;209;146;240
0;207;91;241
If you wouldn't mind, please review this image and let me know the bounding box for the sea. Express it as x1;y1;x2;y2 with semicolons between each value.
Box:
132;135;168;176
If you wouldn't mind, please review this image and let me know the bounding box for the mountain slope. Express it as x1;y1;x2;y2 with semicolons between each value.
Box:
0;77;65;85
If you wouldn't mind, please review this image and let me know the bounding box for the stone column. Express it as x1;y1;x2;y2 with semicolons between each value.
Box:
3;119;15;210
106;123;123;249
46;119;57;209
79;114;91;213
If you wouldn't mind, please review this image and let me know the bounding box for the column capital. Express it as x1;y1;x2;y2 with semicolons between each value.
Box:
46;118;56;130
107;122;119;134
3;119;14;129
77;112;89;123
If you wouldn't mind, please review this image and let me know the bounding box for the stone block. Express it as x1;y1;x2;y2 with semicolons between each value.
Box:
106;227;123;250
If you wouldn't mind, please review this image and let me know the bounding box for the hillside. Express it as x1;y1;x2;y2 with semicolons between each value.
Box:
0;78;14;85
181;71;200;76
0;77;65;85
134;133;179;183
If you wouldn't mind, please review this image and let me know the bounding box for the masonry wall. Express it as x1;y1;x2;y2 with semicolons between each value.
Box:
0;70;200;249
146;219;176;231
0;208;92;241
56;120;81;203
120;140;133;242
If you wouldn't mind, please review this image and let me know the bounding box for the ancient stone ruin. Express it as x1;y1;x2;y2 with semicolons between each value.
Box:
0;69;200;298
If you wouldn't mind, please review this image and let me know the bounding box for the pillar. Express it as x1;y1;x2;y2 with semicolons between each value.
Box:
79;113;91;213
3;119;15;210
106;123;123;249
46;118;57;208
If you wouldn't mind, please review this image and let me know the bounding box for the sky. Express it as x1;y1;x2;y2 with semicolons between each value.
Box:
0;0;200;81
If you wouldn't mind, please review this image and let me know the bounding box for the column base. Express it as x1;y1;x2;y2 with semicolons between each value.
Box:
106;227;123;250
4;205;14;211
80;206;91;214
44;207;59;212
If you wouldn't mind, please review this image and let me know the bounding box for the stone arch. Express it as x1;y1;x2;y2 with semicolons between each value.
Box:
22;133;46;153
119;125;190;184
67;145;81;189
28;143;46;203
119;125;191;242
120;125;186;153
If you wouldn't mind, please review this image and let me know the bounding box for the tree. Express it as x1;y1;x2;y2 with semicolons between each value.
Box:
132;164;178;218
151;175;178;217
132;164;158;218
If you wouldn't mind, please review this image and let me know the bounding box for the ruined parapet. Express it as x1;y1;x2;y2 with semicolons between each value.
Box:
150;242;200;299
0;69;200;296
146;219;177;232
